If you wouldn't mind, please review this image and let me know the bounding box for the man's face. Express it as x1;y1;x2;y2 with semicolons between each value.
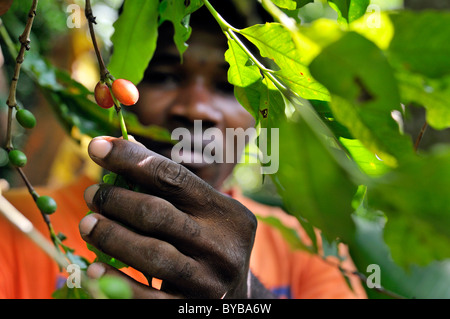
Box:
131;28;255;189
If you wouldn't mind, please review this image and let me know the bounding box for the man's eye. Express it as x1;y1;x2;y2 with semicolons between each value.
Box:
215;81;234;94
143;71;181;88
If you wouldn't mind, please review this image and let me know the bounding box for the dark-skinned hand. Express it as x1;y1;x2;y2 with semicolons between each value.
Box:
79;136;257;299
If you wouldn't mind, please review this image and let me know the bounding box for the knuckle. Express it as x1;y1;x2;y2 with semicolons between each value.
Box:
135;198;156;227
142;240;173;273
152;158;191;192
141;198;174;233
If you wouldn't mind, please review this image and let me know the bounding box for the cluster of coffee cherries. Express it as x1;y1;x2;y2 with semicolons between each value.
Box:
1;107;57;215
94;78;139;109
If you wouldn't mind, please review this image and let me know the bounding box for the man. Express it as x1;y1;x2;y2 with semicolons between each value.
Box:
1;2;366;299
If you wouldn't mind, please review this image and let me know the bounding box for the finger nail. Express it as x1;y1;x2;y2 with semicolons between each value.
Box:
87;262;105;279
89;137;112;159
84;184;99;207
79;214;98;236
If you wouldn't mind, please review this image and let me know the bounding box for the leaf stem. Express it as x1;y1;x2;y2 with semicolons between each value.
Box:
260;0;302;46
117;109;129;140
106;82;129;140
203;0;295;101
201;0;239;32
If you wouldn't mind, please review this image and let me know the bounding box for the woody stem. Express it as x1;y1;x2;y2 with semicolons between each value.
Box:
4;0;39;151
85;0;109;81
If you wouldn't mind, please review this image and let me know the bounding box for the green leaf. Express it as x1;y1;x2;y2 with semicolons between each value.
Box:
328;0;370;24
107;0;160;84
224;37;286;130
225;38;263;119
309;99;354;139
65;251;90;271
367;146;450;268
52;285;91;299
271;0;297;10
388;11;450;79
239;23;330;101
339;138;390;177
256;215;314;252
87;241;129;270
234;83;263;122
272;113;358;243
159;0;204;59
258;77;286;128
294;0;315;9
257;78;286;175
396;71;450;130
310;32;415;167
225;38;262;88
350;216;450;299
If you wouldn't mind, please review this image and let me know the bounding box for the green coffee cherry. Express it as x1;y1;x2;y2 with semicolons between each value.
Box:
8;149;27;167
98;275;132;299
16;109;36;129
36;195;57;215
0;148;8;167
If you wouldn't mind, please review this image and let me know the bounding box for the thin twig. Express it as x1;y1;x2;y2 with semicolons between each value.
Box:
2;0;53;232
5;0;39;150
84;0;129;140
15;167;51;225
414;121;428;152
2;0;57;244
85;0;109;81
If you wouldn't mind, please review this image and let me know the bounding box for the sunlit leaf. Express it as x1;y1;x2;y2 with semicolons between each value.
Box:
310;32;415;167
240;23;330;101
225;37;262;119
339;138;390;176
159;0;204;59
328;0;370;24
294;0;315;9
107;0;160;84
271;0;297;10
272;114;358;243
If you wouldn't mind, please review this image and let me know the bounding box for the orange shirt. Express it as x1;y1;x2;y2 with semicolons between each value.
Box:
0;175;366;299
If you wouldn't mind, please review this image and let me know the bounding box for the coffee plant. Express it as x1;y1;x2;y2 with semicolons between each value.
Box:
0;0;449;299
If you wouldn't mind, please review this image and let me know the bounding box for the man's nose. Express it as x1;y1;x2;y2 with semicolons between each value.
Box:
169;76;223;129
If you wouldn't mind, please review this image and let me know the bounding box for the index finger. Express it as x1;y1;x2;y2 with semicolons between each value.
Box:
87;136;221;213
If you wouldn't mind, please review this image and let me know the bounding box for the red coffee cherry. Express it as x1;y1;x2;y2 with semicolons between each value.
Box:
94;81;114;109
0;0;13;16
112;79;139;106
